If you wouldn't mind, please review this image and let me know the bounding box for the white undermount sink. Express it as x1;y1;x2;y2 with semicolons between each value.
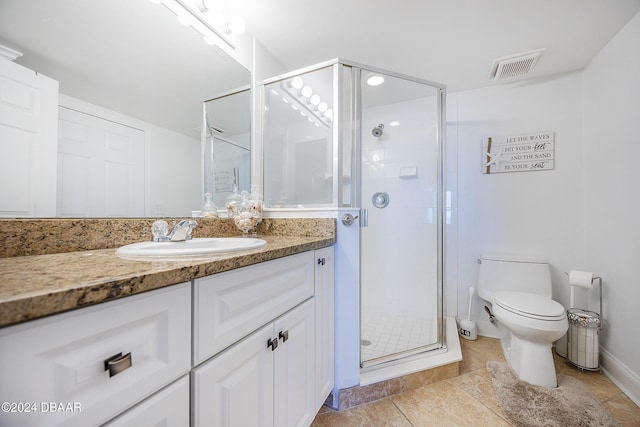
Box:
116;237;266;259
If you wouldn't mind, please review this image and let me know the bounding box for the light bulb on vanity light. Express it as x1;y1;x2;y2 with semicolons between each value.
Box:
226;14;246;34
291;76;304;90
301;85;313;98
310;94;321;106
318;101;328;112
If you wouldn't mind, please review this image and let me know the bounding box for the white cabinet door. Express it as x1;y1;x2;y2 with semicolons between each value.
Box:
103;376;189;427
0;283;191;427
57;107;145;217
0;59;58;217
192;324;275;427
314;246;335;411
274;299;315;427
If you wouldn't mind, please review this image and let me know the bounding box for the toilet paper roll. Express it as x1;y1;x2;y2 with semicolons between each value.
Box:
569;270;594;288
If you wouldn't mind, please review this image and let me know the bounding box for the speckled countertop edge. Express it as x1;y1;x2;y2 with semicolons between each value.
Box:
0;234;335;328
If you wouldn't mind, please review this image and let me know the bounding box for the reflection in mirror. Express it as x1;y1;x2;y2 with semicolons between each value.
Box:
203;88;251;209
0;0;250;218
263;66;334;208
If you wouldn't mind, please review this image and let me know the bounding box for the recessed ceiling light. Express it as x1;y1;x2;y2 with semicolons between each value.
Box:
366;75;385;86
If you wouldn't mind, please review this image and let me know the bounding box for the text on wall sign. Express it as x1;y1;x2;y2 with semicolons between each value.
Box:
482;131;554;174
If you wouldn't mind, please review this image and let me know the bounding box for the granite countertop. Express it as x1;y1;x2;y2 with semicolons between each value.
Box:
0;234;334;328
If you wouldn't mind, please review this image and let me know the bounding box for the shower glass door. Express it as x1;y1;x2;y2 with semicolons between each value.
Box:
359;69;443;367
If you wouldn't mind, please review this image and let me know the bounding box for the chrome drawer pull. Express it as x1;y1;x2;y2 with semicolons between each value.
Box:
104;352;132;377
267;338;278;351
279;330;289;343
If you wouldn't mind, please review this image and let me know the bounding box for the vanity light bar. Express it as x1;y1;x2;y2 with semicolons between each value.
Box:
280;81;331;128
156;0;236;49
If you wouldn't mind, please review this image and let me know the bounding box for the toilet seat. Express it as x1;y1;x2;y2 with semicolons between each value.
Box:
494;291;566;321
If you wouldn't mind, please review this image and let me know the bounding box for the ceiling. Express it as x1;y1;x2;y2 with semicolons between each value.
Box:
1;0;638;138
229;0;640;92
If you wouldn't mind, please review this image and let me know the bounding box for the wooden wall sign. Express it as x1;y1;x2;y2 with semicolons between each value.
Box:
482;131;554;174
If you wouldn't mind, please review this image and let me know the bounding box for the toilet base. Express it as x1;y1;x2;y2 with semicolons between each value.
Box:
501;334;558;388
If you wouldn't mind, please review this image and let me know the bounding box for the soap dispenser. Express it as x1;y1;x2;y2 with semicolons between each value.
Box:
198;193;219;218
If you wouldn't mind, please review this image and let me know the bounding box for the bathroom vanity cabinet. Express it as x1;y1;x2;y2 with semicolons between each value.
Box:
0;282;192;427
0;247;334;427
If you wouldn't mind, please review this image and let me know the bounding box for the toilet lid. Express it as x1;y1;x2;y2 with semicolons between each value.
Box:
494;291;566;321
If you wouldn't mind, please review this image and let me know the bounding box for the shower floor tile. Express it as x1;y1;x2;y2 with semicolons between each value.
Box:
361;308;436;363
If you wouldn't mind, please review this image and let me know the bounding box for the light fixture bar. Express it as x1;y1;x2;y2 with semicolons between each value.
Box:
280;82;331;128
163;0;236;49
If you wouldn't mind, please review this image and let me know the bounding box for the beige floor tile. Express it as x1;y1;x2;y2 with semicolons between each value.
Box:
462;336;504;359
459;336;505;375
392;379;512;427
311;399;411;427
603;393;640;427
313;338;639;426
554;362;621;402
447;368;511;423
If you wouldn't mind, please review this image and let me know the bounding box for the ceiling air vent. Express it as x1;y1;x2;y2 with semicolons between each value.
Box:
489;48;545;80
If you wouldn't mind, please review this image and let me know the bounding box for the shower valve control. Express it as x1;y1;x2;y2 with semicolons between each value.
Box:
342;213;359;226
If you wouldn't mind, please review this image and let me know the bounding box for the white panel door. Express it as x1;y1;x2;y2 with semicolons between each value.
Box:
58;107;145;217
0;59;58;217
274;299;315;427
192;323;275;427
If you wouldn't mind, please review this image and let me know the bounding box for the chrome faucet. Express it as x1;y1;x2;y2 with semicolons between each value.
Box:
151;219;197;242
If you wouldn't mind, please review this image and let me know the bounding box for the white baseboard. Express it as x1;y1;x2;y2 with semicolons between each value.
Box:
599;347;640;407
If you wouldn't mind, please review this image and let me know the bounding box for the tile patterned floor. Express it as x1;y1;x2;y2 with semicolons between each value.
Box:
360;309;435;363
312;337;640;426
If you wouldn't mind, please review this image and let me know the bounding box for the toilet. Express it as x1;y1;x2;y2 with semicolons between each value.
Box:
477;254;568;387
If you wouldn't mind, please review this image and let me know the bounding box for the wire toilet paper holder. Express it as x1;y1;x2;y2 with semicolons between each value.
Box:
568;273;603;318
566;272;603;371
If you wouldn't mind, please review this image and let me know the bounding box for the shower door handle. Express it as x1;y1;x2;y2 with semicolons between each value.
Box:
341;213;359;226
361;209;368;227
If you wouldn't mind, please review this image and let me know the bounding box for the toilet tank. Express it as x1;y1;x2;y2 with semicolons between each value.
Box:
476;254;552;302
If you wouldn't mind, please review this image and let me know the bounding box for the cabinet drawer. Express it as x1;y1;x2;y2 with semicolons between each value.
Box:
103;376;189;427
0;283;191;427
193;251;314;364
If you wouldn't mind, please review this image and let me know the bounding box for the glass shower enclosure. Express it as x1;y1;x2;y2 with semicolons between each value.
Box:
260;59;445;369
359;70;443;367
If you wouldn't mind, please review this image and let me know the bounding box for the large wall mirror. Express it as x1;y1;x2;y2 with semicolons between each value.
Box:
0;0;251;218
203;87;251;209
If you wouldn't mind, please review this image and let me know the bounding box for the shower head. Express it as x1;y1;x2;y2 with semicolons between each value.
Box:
372;123;384;137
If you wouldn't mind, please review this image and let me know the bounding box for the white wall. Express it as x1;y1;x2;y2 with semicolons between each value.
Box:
582;10;640;402
450;10;640;404
147;125;201;217
449;71;585;336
